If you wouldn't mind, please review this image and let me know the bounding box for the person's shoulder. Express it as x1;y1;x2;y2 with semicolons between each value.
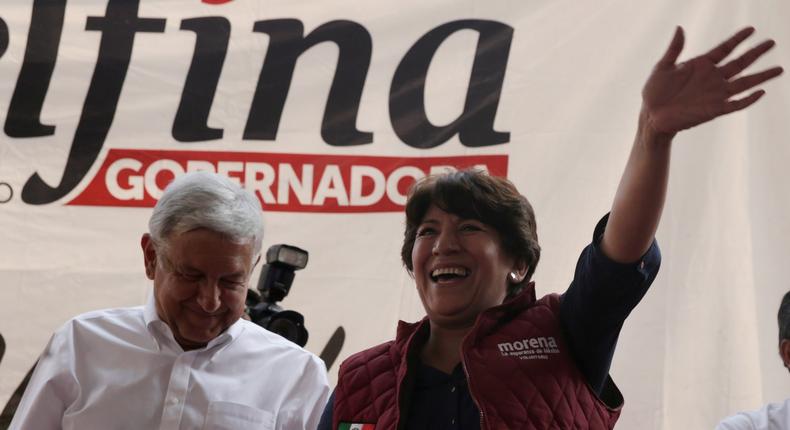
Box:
38;306;146;358
237;318;300;346
537;292;562;306
340;319;426;369
764;397;790;414
340;338;398;371
716;412;757;430
68;305;145;326
716;398;790;430
59;305;146;338
758;397;790;428
235;319;322;361
350;339;397;357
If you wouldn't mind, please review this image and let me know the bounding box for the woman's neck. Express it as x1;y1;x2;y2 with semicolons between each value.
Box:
419;322;472;374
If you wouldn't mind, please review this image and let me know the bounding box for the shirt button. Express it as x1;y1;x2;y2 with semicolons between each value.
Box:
450;386;456;392
451;418;456;424
168;396;179;405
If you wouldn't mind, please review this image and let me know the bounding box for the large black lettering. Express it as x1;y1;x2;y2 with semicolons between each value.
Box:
390;20;512;149
0;364;35;427
21;0;166;205
0;18;8;59
4;0;66;138
318;326;344;370
245;20;372;146
173;17;230;142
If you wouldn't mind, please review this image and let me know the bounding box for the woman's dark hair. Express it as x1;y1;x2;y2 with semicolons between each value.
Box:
401;170;541;298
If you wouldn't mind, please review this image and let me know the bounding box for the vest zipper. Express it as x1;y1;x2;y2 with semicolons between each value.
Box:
460;353;485;429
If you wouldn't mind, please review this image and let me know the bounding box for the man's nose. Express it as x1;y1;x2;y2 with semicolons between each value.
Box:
196;281;221;313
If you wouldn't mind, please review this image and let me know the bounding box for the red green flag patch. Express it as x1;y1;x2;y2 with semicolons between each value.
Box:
338;423;375;430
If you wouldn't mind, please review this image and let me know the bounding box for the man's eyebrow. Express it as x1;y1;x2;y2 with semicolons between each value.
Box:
169;260;200;274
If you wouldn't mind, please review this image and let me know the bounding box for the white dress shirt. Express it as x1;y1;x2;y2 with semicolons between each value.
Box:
9;295;330;430
716;398;790;430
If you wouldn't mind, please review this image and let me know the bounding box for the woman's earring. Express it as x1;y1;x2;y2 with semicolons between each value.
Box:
509;272;518;282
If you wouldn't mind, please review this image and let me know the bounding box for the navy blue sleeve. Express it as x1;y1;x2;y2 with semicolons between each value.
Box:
559;213;661;394
317;389;335;430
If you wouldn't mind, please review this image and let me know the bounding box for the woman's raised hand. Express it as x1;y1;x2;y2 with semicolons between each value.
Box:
641;26;783;137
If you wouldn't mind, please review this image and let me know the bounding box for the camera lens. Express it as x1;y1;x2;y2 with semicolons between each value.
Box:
266;311;308;347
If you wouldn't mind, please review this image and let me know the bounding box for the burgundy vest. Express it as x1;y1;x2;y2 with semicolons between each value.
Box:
333;287;622;430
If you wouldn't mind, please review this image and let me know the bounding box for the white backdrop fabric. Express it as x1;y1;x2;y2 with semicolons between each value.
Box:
1;0;789;428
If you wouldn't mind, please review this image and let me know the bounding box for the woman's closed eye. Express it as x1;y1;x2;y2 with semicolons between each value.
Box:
459;222;484;232
416;226;437;237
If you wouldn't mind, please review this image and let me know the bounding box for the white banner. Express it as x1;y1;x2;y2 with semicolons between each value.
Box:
0;0;788;428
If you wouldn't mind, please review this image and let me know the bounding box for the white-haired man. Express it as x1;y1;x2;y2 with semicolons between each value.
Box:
10;172;330;429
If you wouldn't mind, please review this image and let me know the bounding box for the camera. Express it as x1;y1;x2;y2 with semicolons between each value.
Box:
246;244;309;347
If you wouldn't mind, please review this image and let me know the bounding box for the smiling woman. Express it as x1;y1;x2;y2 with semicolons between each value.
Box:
403;172;539;298
323;170;656;430
404;174;537;336
318;26;784;430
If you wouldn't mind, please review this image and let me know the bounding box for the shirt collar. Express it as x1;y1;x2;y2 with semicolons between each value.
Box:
209;318;245;347
143;292;160;328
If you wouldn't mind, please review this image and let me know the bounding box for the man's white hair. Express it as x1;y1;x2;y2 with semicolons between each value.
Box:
148;171;264;259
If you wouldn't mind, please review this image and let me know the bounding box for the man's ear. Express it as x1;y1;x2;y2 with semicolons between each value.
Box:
780;339;790;369
141;234;157;280
246;255;262;285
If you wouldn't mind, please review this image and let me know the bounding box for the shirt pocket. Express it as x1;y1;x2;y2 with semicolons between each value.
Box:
202;401;275;430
